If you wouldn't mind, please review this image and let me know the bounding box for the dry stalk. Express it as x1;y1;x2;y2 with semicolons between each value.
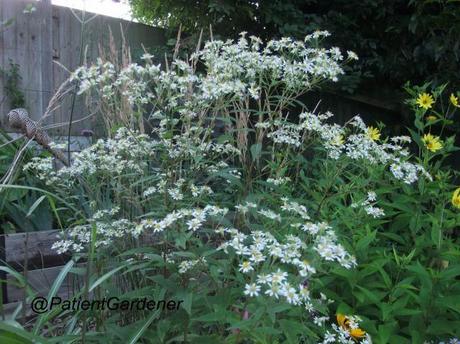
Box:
97;25;140;134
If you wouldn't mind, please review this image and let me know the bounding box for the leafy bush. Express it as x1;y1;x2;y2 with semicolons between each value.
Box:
128;0;460;92
0;59;26;109
0;131;57;233
3;32;460;343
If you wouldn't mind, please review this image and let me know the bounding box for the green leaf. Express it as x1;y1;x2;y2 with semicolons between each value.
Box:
34;259;75;334
406;262;432;291
250;143;262;162
355;285;385;304
439;265;460;281
0;185;81;214
127;309;161;344
177;290;192;315
279;319;309;344
356;230;376;251
26;195;47;218
427;320;460;336
0;321;50;344
89;263;129;292
430;226;442;247
376;322;397;344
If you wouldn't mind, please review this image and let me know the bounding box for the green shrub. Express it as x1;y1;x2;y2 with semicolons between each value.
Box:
3;32;460;344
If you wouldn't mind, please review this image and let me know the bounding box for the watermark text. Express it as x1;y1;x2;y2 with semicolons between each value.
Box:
31;296;183;314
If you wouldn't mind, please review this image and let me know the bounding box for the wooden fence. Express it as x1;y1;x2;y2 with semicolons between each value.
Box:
0;229;74;317
0;229;160;316
0;0;165;135
0;133;92;313
2;230;71;302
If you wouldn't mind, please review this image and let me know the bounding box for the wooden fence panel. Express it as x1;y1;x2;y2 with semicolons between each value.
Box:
0;228;159;308
0;0;166;135
6;265;77;303
4;230;70;271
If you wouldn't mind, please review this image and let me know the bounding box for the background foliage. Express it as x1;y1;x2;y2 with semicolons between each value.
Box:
128;0;460;94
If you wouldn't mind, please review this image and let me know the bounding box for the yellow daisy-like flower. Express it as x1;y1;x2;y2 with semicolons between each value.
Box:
452;187;460;209
416;93;435;109
350;328;367;341
331;134;345;146
336;314;367;342
426;115;437;121
450;93;459;108
367;126;380;141
336;314;348;328
422;133;443;152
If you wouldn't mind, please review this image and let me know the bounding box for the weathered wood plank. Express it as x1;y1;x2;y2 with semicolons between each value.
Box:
1;229;159;306
0;0;19;120
1;287;73;318
0;0;166;135
40;0;54;125
2;230;70;271
6;264;81;303
0;0;6;125
1;229;158;271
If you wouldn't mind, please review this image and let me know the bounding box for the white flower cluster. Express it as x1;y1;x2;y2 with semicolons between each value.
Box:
196;32;347;97
257;209;282;222
23;157;60;186
281;197;310;220
70;32;350;117
351;191;385;218
295;112;431;184
235;201;258;214
267;121;303;147
51;208;137;254
425;339;460;344
190;183;213;197
390;160;432;184
217;217;355;307
297;223;356;269
143;179;214;202
137;205;228;234
178;257;207;274
266;176;291;186
24;128;154;184
218;229;315;307
52;205;228;254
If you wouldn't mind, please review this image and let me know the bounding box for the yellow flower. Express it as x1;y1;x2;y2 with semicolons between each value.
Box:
337;314;367;342
452;187;460;209
422;133;443;152
426;115;437;121
416;93;435;109
450;93;459;107
350;328;367;341
367;126;380;141
331;134;344;146
336;314;348;328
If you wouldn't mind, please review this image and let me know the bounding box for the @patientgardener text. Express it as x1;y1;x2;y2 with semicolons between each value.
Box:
31;296;184;314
